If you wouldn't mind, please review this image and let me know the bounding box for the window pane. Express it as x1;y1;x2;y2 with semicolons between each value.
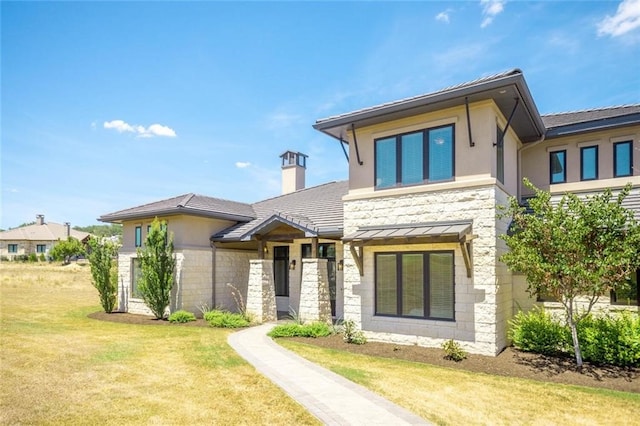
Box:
614;141;632;177
376;254;397;315
135;226;142;247
429;253;454;319
376;137;397;188
131;259;142;298
612;269;639;306
428;126;453;181
496;125;504;184
581;146;598;180
402;254;424;317
401;132;423;185
550;151;566;183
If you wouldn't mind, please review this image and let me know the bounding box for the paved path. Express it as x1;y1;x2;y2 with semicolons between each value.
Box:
228;324;431;426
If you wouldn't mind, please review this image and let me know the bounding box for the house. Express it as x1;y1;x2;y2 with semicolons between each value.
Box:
100;69;639;356
0;215;91;260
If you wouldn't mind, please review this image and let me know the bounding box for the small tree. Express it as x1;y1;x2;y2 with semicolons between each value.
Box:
88;237;119;313
49;237;85;265
137;219;175;319
500;179;640;367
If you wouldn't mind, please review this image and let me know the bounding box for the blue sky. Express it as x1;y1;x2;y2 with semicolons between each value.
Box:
2;1;639;229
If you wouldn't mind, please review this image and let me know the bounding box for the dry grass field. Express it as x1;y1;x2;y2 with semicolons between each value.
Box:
0;262;318;425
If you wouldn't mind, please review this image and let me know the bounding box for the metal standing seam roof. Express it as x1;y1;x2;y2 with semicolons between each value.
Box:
343;220;473;244
313;68;546;144
99;193;256;223
212;181;349;241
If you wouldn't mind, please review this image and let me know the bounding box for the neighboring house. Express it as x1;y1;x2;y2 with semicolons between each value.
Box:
0;215;91;260
101;69;639;356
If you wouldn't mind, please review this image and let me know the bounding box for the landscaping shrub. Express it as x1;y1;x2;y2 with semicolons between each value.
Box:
342;319;367;345
442;339;467;362
268;322;332;338
38;253;46;262
204;310;250;328
577;312;640;367
168;310;196;323
28;253;38;262
509;307;568;355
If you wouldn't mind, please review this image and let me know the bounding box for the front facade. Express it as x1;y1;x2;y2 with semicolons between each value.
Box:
101;69;638;356
0;215;90;260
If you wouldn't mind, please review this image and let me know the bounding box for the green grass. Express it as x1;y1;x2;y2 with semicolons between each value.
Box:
0;263;319;425
279;339;640;426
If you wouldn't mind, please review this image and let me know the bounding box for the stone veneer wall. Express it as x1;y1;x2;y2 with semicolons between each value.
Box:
342;184;510;356
298;258;332;323
245;259;277;323
214;249;257;312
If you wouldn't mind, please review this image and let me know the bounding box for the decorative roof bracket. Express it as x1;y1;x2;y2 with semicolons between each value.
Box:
339;137;349;162
465;97;475;147
351;123;364;165
349;244;364;276
495;97;520;147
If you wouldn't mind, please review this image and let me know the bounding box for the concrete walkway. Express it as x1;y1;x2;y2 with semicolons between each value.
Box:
228;324;430;425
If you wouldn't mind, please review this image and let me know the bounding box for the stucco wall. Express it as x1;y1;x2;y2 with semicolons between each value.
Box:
343;184;511;356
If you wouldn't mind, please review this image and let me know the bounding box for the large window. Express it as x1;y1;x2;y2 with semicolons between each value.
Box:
611;269;639;306
549;150;566;184
375;251;454;320
614;141;633;177
131;258;142;298
135;226;142;248
8;244;18;253
580;145;598;181
496;125;504;184
375;124;454;189
36;244;46;253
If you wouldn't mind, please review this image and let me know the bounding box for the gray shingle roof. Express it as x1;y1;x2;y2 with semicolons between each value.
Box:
213;181;348;241
99;193;256;223
542;105;640;138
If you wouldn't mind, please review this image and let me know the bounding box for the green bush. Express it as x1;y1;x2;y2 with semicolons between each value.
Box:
577;312;640;367
509;307;568;355
268;322;332;338
38;253;46;262
168;310;196;323
28;253;38;262
204;310;250;328
342;319;367;345
442;339;467;362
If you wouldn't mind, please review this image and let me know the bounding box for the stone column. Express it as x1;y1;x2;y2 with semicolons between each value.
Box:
299;258;331;324
245;259;277;323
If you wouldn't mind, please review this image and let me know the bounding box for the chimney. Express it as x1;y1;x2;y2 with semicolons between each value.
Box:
280;151;307;194
64;222;70;237
36;214;45;225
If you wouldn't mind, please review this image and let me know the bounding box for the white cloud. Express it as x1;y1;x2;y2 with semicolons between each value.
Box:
597;0;640;37
436;11;451;24
235;161;251;169
103;120;177;138
480;0;505;28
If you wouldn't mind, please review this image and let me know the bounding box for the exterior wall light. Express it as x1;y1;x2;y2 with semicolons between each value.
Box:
289;259;296;270
337;259;344;271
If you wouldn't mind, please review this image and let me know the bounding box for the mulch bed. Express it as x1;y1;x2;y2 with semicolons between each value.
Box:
89;311;639;394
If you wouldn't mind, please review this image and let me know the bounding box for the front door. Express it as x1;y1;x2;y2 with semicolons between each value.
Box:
273;246;289;312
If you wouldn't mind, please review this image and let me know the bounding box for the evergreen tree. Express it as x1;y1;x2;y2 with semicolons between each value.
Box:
88;237;119;313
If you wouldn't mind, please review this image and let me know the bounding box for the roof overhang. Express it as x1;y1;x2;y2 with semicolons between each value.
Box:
314;70;545;144
99;208;255;224
545;112;640;139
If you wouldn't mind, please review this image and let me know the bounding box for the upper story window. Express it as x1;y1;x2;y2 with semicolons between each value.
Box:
580;145;598;181
375;124;454;189
614;141;633;177
496;125;504;184
135;226;142;248
549;150;566;184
